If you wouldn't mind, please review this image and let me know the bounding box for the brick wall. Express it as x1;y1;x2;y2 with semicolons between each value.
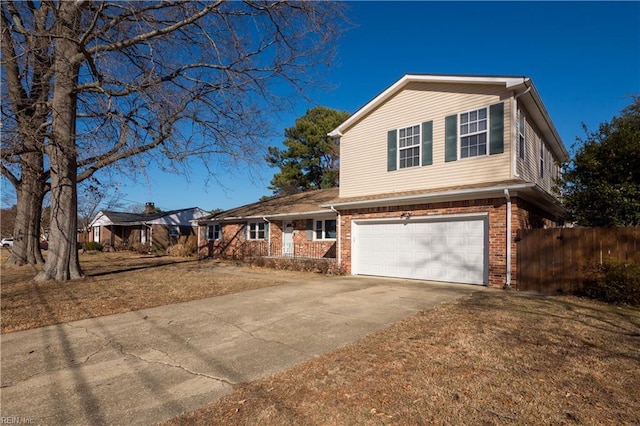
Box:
200;219;336;260
339;197;553;288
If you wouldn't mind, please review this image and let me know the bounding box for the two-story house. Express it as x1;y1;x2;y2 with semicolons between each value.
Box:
198;74;568;288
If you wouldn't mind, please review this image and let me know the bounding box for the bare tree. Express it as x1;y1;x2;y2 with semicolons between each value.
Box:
1;1;345;280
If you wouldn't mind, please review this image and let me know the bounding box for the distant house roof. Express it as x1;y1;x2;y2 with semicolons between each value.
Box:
90;207;207;227
200;188;339;222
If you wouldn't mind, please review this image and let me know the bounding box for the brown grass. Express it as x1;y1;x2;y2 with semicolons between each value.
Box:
2;250;639;424
0;250;316;334
164;291;640;425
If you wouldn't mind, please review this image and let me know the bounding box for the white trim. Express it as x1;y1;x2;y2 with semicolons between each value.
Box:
351;212;489;285
458;106;489;160
352;212;489;225
247;220;267;241
396;123;422;169
328;74;527;137
323;183;536;209
313;218;337;241
199;209;334;224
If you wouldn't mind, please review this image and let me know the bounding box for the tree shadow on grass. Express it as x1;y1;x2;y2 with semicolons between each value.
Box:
84;257;201;278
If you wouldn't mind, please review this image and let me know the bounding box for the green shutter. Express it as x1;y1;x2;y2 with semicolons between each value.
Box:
489;102;504;155
445;114;457;162
264;221;269;240
421;121;433;166
242;222;247;240
306;219;313;241
387;130;397;171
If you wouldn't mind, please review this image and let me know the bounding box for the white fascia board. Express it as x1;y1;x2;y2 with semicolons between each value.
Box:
321;183;537;209
89;211;110;227
525;83;568;161
328;74;527;137
197;209;335;224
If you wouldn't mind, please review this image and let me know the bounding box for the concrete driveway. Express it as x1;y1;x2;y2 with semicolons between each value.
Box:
1;274;481;425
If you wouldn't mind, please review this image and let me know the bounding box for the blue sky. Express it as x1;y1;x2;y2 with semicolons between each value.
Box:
2;1;639;213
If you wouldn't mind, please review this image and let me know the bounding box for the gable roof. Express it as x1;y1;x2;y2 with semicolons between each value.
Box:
328;73;568;161
200;188;339;222
90;207;205;227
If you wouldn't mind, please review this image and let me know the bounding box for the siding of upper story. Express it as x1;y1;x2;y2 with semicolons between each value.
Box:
339;82;514;198
515;105;562;196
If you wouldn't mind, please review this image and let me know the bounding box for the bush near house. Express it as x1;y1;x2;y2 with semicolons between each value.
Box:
582;259;640;306
84;241;103;252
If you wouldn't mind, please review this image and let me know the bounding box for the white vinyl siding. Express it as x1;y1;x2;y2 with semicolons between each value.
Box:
339;82;512;198
515;106;561;196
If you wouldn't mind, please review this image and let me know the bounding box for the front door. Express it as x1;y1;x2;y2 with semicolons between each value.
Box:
283;222;294;256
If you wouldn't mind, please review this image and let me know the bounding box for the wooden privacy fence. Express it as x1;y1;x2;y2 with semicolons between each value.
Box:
517;226;640;294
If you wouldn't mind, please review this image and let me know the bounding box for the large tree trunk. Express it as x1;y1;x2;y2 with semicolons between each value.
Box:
7;153;45;266
35;3;82;282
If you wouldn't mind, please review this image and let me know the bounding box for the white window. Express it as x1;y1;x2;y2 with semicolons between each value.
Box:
93;226;100;242
248;221;266;240
141;228;147;244
207;224;221;240
398;124;420;169
315;219;337;240
460;107;488;158
169;226;180;238
540;141;545;178
518;110;526;160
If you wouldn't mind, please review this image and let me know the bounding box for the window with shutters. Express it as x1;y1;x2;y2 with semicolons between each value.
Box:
459;107;488;158
248;221;266;240
314;219;337;240
398;124;421;169
207;224;221;240
388;121;432;171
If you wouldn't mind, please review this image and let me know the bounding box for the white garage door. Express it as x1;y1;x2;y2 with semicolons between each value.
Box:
352;216;487;285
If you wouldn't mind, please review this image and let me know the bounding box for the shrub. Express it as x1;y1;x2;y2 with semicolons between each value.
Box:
130;243;150;254
84;241;103;252
582;259;640;306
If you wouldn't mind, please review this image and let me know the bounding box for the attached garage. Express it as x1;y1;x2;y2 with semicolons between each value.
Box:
352;214;488;285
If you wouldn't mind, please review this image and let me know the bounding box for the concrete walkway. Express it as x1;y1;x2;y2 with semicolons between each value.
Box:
1;275;481;425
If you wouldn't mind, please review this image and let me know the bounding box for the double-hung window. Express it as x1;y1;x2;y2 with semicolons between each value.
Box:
398;125;421;169
539;141;545;178
460;107;488;158
207;224;221;240
518;110;526;160
314;219;337;240
248;221;266;240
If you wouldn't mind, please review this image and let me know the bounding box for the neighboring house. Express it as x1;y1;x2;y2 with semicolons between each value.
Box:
90;202;207;252
200;74;569;289
197;189;339;260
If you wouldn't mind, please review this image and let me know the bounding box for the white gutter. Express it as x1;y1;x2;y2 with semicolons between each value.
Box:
198;209;334;225
330;206;341;266
322;182;536;209
503;189;512;289
263;217;271;257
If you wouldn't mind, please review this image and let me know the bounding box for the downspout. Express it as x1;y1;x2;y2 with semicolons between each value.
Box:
263;217;271;257
330;206;341;267
513;86;532;178
503;189;512;289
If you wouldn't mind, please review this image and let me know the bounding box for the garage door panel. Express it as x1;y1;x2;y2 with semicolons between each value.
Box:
353;217;487;285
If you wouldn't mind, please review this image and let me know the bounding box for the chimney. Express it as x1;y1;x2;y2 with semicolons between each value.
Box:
144;202;155;214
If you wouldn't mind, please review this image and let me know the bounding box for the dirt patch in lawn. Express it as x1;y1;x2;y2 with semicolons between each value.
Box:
164;290;640;425
1;251;319;334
